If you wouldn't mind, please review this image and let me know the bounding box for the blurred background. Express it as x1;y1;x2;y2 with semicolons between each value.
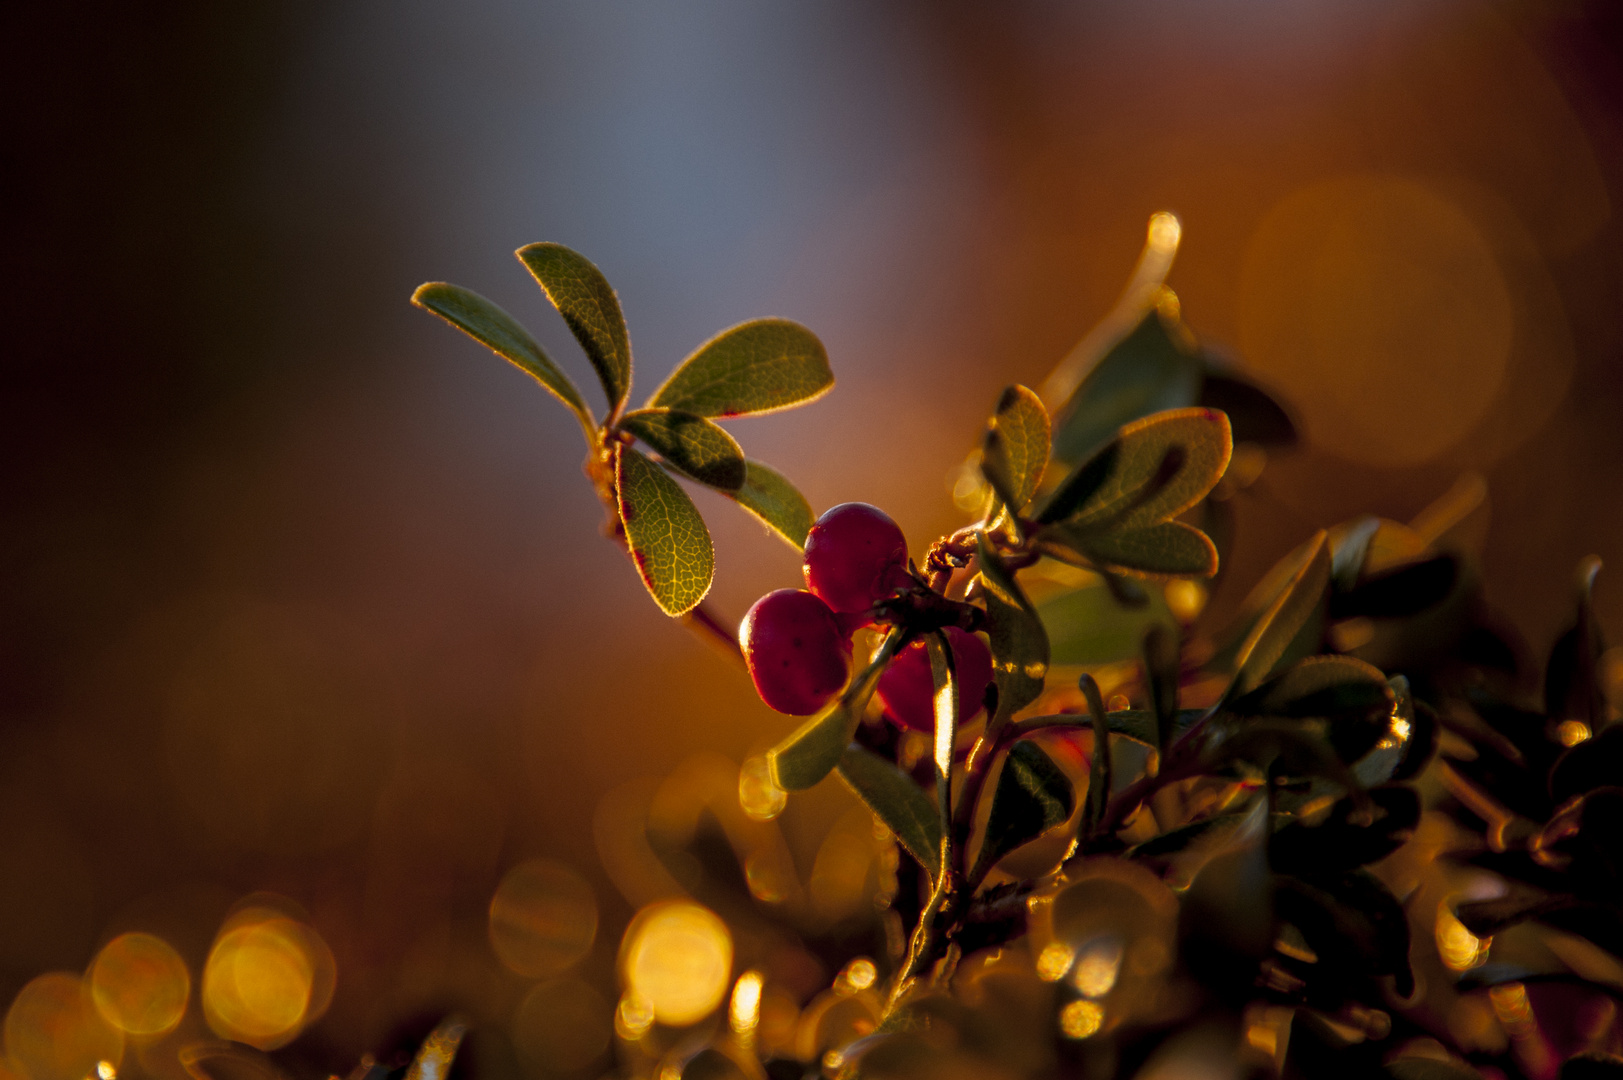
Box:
4;0;1623;1076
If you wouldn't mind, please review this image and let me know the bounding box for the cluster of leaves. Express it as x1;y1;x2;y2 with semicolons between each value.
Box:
396;232;1621;1080
414;244;830;615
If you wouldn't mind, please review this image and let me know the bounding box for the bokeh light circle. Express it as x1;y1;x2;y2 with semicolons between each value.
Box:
4;973;123;1080
620;900;733;1027
1239;174;1514;467
90;932;190;1035
510;977;612;1072
202;909;335;1050
487;859;598;978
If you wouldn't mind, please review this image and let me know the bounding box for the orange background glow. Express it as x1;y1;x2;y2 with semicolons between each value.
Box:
4;2;1623;1076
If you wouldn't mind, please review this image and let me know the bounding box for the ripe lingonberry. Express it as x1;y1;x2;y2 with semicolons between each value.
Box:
740;589;853;715
803;502;910;615
875;626;993;733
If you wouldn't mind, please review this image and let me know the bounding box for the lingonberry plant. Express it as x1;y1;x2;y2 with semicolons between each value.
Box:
402;218;1621;1080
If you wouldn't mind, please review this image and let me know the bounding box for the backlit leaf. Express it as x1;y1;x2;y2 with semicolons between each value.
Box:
836;745;943;881
1037;408;1232;531
516;243;632;414
649;319;832;418
971;741;1073;882
1038;519;1218;580
769;631;904;791
926;632;959;787
984;385;1049;512
618;409;747;490
970;535;1049;738
1050;304;1204;467
615;445;714;616
405;1017;467;1080
1228;530;1331;697
411;282;595;438
722;459;814;550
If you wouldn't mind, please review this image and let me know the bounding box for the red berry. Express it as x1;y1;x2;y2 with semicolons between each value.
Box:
803;503;910;615
741;589;853;715
876;627;993;733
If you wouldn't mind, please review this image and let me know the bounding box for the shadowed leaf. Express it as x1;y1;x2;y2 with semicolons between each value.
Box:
1331;555;1460;619
516;242;631;413
1196;371;1296;447
649;318;832;417
1039;519;1218;580
837;745;943;881
1270;785;1420;873
971;535;1049;739
1037;408;1232;531
411;282;594;438
1229;530;1331;697
619;409;747;490
971;741;1073;881
722;459;814;550
1051;305;1204;467
769;631;904;790
1232;655;1395;762
1546;556;1606;728
615;445;714;616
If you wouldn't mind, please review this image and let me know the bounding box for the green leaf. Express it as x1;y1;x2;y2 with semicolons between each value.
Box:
769;631;905;790
615;445;714;616
1037;408;1232;531
837;744;943;880
970;535;1049;739
411;282;595;439
722;459;814;550
970;740;1074;881
983;385;1050;512
648;318;832;418
1038;578;1175;667
1038;519;1218;579
516;243;632;414
617;409;747;491
1051;305;1204;467
1228;530;1331;697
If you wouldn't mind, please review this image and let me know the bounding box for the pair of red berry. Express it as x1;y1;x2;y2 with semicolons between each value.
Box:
740;503;992;730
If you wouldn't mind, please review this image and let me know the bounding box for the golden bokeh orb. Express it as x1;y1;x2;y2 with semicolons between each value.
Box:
202;911;335;1050
90;932;191;1036
5;973;123;1080
487;859;598;978
1240;174;1514;467
1059;999;1104;1040
620;900;733;1027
